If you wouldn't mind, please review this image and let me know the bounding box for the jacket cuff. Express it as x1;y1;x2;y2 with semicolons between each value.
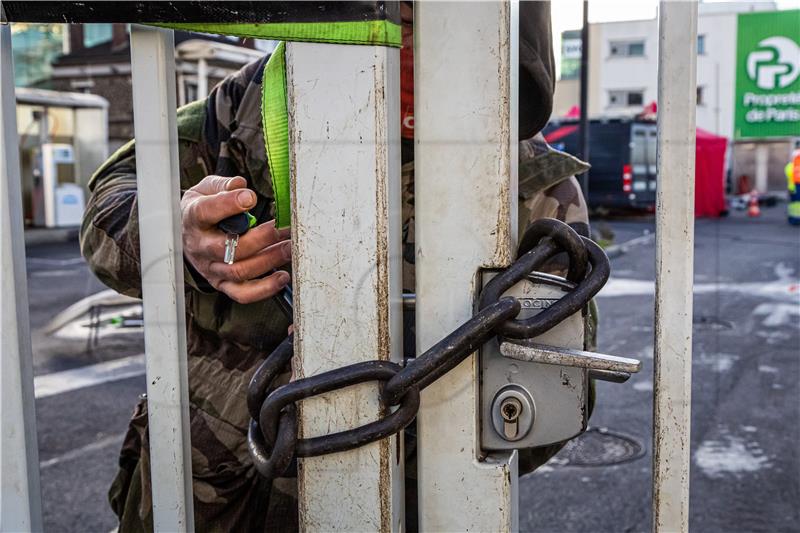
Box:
184;257;215;293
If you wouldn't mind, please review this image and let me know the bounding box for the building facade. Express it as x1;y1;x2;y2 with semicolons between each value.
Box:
45;24;269;150
554;2;799;193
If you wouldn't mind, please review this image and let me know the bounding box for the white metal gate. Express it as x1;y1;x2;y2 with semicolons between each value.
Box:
0;2;698;531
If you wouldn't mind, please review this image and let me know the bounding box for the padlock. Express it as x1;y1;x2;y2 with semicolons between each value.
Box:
480;271;641;451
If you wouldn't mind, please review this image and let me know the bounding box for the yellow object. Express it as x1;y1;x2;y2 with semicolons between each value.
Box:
788;152;800;193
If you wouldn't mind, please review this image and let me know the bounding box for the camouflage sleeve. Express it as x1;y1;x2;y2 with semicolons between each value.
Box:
80;58;269;297
79;140;143;298
515;101;599;358
522;175;589;236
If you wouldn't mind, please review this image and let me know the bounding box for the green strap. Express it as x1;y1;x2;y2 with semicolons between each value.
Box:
156;20;401;47
261;42;291;228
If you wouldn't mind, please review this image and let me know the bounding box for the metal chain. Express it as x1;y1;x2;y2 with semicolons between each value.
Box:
246;218;610;479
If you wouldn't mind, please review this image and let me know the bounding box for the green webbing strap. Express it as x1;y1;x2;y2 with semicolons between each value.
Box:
150;20;401;228
262;42;290;228
156;21;401;47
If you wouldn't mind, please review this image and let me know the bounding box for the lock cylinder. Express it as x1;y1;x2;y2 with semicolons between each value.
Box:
490;385;534;442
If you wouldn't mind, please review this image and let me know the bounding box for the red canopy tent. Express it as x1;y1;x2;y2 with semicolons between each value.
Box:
637;101;728;217
694;127;728;218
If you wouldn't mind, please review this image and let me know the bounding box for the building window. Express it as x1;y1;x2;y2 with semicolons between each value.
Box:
628;91;644;106
697;34;706;55
609;90;645;107
609;40;646;58
697;86;705;106
185;81;198;104
84;24;113;48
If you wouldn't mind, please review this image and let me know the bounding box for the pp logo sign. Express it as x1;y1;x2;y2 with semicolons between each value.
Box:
746;36;800;90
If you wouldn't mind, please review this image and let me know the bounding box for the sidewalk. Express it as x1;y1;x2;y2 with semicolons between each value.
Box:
24;226;80;246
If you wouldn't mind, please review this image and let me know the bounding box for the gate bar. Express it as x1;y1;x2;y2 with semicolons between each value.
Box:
652;2;698;532
415;2;519;530
0;22;44;533
129;25;195;532
287;40;404;531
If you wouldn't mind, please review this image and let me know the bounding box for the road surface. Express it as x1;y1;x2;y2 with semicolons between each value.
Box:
26;206;799;532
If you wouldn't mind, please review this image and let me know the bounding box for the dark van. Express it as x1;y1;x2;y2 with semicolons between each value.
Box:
543;118;658;210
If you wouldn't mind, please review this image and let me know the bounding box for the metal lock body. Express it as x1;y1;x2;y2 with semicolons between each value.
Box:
481;272;588;451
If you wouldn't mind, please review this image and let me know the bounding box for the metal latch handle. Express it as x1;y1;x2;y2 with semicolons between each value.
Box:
499;342;642;383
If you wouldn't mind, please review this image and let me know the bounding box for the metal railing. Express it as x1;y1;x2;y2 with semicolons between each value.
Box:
0;2;698;531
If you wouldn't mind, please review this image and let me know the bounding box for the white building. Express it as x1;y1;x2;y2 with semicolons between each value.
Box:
554;1;797;192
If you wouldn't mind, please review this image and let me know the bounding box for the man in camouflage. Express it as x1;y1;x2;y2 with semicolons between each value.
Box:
81;4;594;531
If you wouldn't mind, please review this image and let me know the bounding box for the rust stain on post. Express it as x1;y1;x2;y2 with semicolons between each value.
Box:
491;0;513;268
373;59;390;364
372;56;393;533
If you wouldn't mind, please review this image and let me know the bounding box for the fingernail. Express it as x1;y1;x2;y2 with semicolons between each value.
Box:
237;190;255;208
281;241;292;261
278;271;291;285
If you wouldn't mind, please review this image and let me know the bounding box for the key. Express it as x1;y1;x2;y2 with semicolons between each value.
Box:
218;212;294;323
218;211;257;265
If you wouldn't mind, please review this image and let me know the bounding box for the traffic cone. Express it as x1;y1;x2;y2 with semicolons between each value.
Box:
747;190;761;217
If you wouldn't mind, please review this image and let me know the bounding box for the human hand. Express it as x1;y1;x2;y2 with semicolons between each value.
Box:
180;175;291;304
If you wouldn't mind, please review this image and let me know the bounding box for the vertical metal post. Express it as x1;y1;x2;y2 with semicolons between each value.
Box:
653;2;697;532
0;23;44;533
287;41;403;531
415;2;519;531
130;25;195;532
578;0;590;199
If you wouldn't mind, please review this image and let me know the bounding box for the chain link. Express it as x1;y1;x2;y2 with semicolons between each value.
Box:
246;218;610;479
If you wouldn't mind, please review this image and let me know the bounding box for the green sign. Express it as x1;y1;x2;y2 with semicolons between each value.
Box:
734;9;800;140
560;30;582;81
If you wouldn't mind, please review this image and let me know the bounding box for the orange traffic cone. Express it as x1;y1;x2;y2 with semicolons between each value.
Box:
747;190;761;217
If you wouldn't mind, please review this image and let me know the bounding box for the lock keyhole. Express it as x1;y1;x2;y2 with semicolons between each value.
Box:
490;385;534;442
500;398;522;439
502;400;520;420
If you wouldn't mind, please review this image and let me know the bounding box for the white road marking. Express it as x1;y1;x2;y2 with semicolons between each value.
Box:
26;256;86;266
604;232;655;257
599;277;800;303
697;352;739;373
34;354;145;399
752;302;800;327
39;434;123;469
31;269;81;277
695;431;771;478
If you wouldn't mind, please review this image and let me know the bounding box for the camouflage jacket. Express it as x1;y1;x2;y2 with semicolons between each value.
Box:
81;58;590;533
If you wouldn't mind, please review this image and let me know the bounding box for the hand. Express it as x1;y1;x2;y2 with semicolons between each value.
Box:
180;175;291;304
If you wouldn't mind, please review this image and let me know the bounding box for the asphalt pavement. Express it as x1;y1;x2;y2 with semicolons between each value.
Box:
520;206;800;532
26;205;799;532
